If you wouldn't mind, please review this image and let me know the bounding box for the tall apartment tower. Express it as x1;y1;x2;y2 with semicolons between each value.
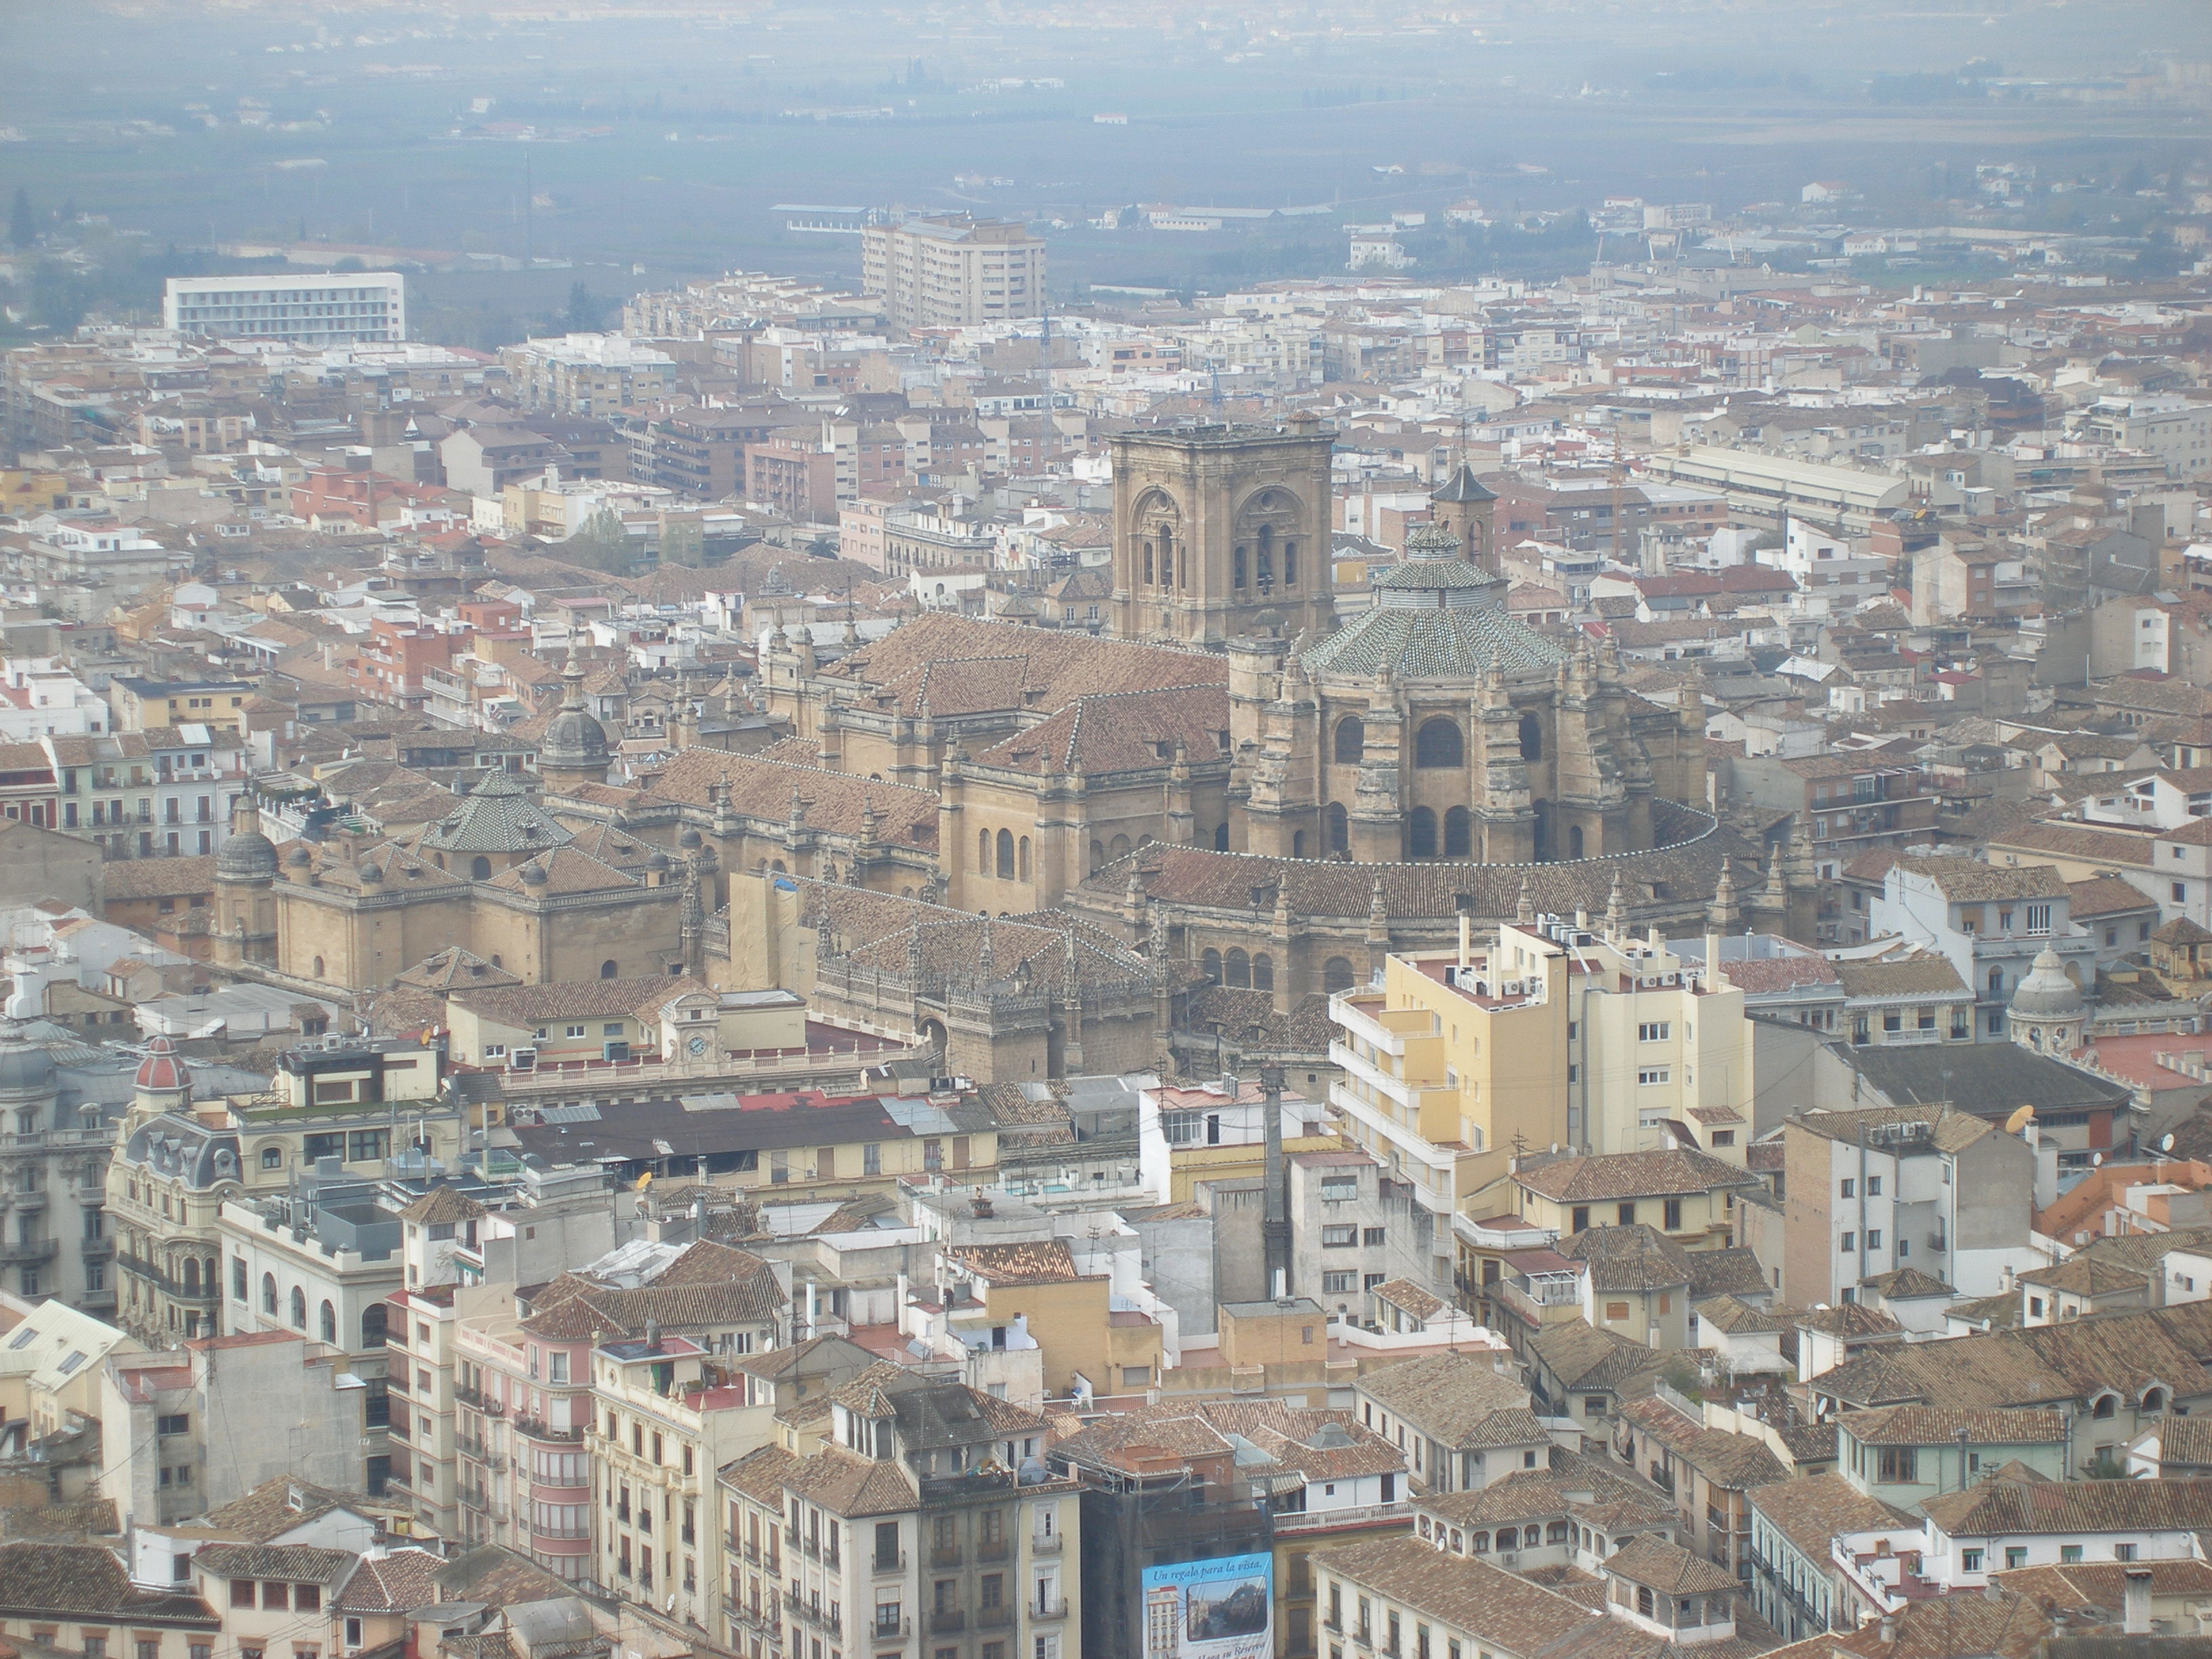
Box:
861;215;1046;331
1108;419;1336;648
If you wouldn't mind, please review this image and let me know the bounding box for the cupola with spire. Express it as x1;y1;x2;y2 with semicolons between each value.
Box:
537;639;612;792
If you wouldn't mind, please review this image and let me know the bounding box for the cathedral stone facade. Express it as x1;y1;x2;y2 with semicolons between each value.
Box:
1108;421;1336;647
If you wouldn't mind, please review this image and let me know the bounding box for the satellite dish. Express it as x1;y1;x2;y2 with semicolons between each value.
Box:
2003;1104;2036;1136
2163;1133;2177;1153
2092;1151;2104;1167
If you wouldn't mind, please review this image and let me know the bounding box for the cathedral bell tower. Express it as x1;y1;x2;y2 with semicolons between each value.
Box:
1109;418;1336;649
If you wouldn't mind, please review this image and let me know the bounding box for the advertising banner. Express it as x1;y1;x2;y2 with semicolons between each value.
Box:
1141;1553;1274;1659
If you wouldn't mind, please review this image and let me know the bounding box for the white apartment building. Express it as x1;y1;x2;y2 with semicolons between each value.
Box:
2075;395;2212;479
861;217;1046;331
165;273;406;346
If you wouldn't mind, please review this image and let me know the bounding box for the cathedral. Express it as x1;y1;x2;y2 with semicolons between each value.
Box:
207;422;1771;1067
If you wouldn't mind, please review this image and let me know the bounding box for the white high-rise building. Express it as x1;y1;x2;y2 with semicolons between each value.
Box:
164;271;406;346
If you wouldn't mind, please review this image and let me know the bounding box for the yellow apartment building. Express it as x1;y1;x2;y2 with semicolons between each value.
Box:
928;1240;1164;1398
1327;924;1572;1235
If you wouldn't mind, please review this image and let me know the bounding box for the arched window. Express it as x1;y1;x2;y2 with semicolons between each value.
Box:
593;959;615;979
1283;539;1298;587
289;1286;306;1329
1519;713;1544;762
1637;1587;1655;1618
2144;1387;2167;1414
1233;546;1247;589
261;1272;277;1315
471;855;493;880
1201;949;1223;985
1323;956;1357;994
1090;839;1105;873
1443;807;1472;859
1225;949;1251;989
1569;824;1584;859
1523;1525;1542;1548
311;956;324;979
260;1146;282;1171
182;1258;200;1295
1252;954;1274;991
1408;807;1437;859
1415;718;1464;769
1326;803;1349;855
361;1303;388;1349
1214;823;1230;851
1110;834;1132;860
1548;1521;1570;1544
320;1300;337;1345
996;829;1015;880
1142;540;1154;584
1470;1531;1490;1555
1334;718;1365;764
2093;1394;2118;1419
1292;831;1306;859
1532;800;1552;862
979;829;991;874
1988;966;2005;998
1017;836;1031;881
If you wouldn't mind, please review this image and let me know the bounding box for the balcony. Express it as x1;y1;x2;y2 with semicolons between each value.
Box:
930;1544;962;1568
977;1537;1010;1562
115;1252;218;1301
785;1594;841;1637
873;1617;911;1640
928;1612;965;1635
0;1239;58;1267
977;1607;1012;1630
1273;1501;1408;1536
1029;1533;1062;1555
873;1551;907;1573
1032;1598;1068;1621
513;1416;583;1443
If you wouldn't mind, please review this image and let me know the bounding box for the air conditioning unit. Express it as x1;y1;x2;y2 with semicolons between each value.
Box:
1500;980;1523;997
509;1048;537;1072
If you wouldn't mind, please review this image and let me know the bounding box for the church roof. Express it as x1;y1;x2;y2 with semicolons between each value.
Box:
419;771;575;857
1431;462;1498;503
1299;603;1568;680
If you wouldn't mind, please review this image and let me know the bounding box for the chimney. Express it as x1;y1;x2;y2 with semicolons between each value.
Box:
1878;1618;1895;1645
2125;1568;2154;1635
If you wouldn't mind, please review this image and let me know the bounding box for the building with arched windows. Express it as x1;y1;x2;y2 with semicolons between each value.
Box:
1230;522;1704;866
107;1035;237;1345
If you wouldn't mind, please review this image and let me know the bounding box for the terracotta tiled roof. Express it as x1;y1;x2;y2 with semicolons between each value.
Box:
1923;1473;2212;1536
1355;1351;1541;1450
1515;1148;1755;1202
1746;1472;1910;1565
949;1240;1081;1286
1839;1405;2065;1446
0;1541;218;1624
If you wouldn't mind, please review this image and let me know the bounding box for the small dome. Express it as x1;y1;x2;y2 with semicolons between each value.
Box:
678;828;703;849
217;825;279;880
2009;947;2085;1019
286;845;313;867
135;1034;189;1097
539;705;611;772
359;861;383;882
521;863;548;886
647;851;670;870
0;1024;56;1098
